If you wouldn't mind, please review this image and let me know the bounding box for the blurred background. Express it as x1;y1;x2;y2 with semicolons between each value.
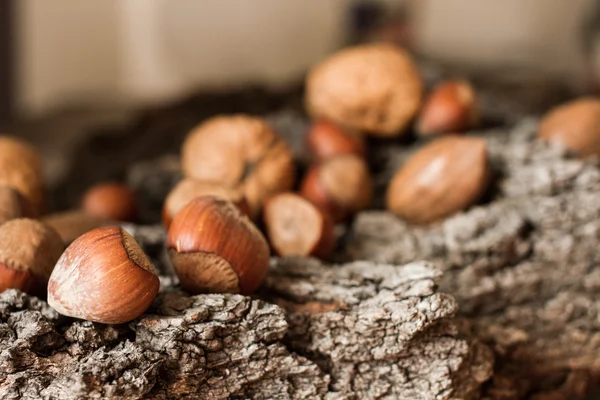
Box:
0;0;599;205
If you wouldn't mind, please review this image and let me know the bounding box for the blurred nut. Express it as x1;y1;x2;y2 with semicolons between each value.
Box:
386;136;490;224
306;120;365;161
48;226;159;324
181;115;295;216
0;136;44;213
416;80;479;136
0;218;64;295
0;186;33;225
538;97;600;157
306;43;422;137
162;178;250;228
300;154;372;222
263;193;335;258
167;196;270;295
42;210;108;245
82;182;137;222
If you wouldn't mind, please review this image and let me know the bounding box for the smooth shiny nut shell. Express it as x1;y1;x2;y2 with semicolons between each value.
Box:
0;218;64;295
538;98;600;157
416;80;478;136
167;196;270;295
47;226;159;324
82;182;137;222
263;193;335;258
306;120;365;160
386;136;490;224
306;44;422;136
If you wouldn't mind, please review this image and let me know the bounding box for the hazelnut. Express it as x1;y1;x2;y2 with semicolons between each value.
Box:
263;193;335;258
538;97;600;157
0;218;64;295
82;182;137;222
306;43;422;137
416;80;479;136
0;186;33;224
162;178;250;228
300;155;373;222
386;136;490;224
167;196;270;295
306;120;365;161
0;136;44;213
42;210;109;245
181;115;295;216
47;226;159;324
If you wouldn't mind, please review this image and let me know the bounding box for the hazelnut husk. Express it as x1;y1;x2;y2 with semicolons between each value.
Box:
300;155;373;222
0;136;44;213
306;120;365;161
386;136;490;224
306;43;422;137
47;226;159;324
162;178;250;228
0;218;64;295
181;115;295;216
0;186;33;225
538;97;600;157
263;193;335;258
82;182;137;222
416;80;479;136
167;196;270;295
42;210;108;245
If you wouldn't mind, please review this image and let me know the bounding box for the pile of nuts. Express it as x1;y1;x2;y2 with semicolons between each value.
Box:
0;42;597;326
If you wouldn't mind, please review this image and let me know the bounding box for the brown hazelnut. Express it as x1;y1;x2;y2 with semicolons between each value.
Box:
306;43;422;137
0;136;44;213
538;97;600;157
0;218;64;295
263;193;335;258
300;155;373;222
386;136;490;224
0;186;33;225
306;120;365;161
47;226;159;324
167;196;270;295
162;178;250;228
82;182;137;222
181;115;295;216
416;80;479;136
42;210;108;245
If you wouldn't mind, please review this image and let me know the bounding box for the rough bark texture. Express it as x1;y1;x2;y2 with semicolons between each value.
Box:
0;252;490;399
349;119;600;399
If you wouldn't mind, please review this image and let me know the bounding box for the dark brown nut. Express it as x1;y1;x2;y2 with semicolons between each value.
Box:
167;196;270;295
48;226;159;324
416;80;479;136
181;115;295;216
386;136;490;224
0;186;33;225
306;43;422;137
82;182;137;222
162;178;250;229
0;218;64;295
300;154;372;222
0;136;44;213
306;120;365;161
42;210;109;245
263;193;335;258
538;97;600;157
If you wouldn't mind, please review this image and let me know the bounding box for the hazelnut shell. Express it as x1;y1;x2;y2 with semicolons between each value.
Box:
386;136;490;224
306;44;422;136
167;196;270;295
0;186;33;225
42;210;108;245
263;193;335;258
82;182;137;222
306;120;365;160
538;97;600;157
0;218;64;295
47;226;159;324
